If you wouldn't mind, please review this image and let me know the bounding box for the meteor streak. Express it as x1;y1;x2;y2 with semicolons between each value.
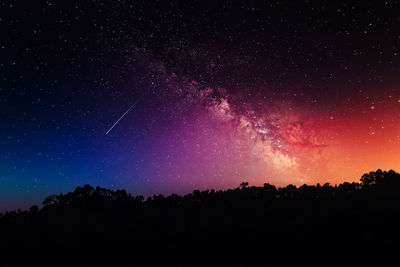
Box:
106;99;139;135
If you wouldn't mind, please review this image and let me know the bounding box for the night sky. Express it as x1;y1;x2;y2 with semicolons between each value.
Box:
2;0;400;211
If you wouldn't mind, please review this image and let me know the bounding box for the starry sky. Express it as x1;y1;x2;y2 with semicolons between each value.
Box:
1;0;400;211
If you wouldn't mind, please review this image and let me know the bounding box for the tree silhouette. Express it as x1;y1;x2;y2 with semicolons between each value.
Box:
29;205;39;213
239;182;249;189
1;169;400;265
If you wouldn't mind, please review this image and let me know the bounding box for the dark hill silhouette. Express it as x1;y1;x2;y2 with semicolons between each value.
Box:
1;169;400;266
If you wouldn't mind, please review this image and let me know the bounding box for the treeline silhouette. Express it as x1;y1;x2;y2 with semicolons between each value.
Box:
1;169;400;265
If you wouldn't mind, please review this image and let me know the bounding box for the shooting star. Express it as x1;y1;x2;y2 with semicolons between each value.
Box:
106;99;140;135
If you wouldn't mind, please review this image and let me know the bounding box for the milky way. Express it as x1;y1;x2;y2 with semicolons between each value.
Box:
109;59;391;192
2;0;400;211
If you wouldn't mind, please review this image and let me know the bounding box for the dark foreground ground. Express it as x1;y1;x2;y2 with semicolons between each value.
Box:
1;169;400;266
